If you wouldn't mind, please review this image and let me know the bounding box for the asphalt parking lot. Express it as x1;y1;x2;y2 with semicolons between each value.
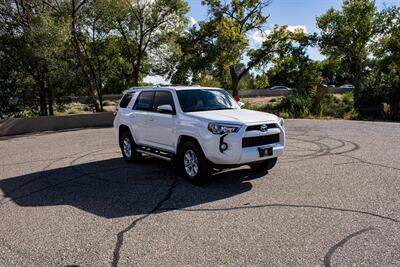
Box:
0;119;399;266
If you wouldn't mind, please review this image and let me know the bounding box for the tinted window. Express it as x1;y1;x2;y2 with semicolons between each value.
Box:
153;91;175;111
119;94;132;108
177;89;237;112
133;91;154;111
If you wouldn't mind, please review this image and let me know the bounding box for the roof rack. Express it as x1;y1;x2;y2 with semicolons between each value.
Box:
122;84;210;94
123;84;168;94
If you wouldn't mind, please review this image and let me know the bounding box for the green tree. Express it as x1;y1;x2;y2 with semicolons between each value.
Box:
317;0;377;108
266;31;320;90
45;0;135;111
0;0;69;116
319;59;347;86
249;75;269;89
200;0;270;96
111;0;188;86
76;0;117;111
373;6;400;117
101;36;134;94
169;26;219;85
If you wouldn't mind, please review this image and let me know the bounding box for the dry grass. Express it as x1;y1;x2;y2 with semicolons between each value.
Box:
54;101;117;116
242;96;283;107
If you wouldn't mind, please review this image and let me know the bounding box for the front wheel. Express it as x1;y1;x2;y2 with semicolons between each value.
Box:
179;141;213;185
249;157;278;172
119;130;142;163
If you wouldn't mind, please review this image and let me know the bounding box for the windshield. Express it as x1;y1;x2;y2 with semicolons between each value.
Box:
177;89;238;112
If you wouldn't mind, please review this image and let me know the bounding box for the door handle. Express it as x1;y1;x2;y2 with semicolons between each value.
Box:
149;118;154;122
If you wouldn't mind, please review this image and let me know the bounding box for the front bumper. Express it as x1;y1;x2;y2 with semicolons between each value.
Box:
201;123;285;165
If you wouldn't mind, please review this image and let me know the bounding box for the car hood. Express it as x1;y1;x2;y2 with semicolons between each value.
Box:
187;109;278;124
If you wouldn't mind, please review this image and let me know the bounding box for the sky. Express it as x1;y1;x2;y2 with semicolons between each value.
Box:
186;0;400;60
145;0;399;84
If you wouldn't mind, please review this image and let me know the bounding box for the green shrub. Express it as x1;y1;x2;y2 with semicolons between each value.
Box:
344;108;358;120
246;88;356;119
252;103;277;113
278;94;312;118
278;111;290;118
341;92;354;106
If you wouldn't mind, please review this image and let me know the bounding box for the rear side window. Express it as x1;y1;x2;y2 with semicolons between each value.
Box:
133;91;154;111
153;91;175;111
119;94;132;108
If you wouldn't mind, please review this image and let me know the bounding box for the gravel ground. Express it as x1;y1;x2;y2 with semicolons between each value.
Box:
0;119;399;266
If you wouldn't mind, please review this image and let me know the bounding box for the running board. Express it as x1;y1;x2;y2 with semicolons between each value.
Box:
136;147;174;161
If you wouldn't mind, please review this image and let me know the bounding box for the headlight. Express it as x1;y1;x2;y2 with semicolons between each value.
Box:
207;123;240;135
278;118;284;127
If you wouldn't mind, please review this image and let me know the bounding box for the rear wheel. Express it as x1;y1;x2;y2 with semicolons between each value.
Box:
119;130;142;163
179;141;213;185
249;157;278;172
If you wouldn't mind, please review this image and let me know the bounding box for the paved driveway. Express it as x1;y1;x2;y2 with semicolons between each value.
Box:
0;119;399;266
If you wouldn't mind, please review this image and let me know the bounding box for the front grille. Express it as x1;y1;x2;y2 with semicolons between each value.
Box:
246;123;278;131
242;134;280;148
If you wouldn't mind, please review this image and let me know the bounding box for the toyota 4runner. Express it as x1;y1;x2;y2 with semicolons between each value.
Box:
114;86;285;184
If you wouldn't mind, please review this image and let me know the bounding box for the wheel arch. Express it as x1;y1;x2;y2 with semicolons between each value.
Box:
118;124;134;145
176;135;203;155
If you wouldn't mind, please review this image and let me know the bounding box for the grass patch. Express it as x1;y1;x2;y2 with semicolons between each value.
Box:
54;102;93;116
246;88;357;119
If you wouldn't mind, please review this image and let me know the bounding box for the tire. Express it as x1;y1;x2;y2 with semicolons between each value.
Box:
249;157;278;172
179;141;213;185
119;130;142;163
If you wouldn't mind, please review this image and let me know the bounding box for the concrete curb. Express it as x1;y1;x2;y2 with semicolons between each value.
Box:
0;112;114;137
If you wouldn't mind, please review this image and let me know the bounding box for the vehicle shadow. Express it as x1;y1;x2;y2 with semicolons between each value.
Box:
0;157;267;218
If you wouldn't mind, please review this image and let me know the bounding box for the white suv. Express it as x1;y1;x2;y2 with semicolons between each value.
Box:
114;86;285;184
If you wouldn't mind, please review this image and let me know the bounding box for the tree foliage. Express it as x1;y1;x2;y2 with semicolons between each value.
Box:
317;0;377;107
0;0;399;119
199;0;271;96
374;6;400;106
0;0;188;118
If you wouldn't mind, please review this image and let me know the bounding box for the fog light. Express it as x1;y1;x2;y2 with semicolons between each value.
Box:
220;143;228;151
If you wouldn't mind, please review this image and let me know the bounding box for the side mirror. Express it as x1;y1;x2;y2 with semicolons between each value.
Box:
157;104;174;114
238;101;245;108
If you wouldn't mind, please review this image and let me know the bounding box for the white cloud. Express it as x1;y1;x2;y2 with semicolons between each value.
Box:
250;25;308;46
188;16;197;27
250;30;271;45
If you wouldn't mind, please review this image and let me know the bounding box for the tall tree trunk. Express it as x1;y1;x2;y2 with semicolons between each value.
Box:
47;85;54;116
132;32;144;86
353;62;362;110
230;65;240;97
132;63;140;86
132;48;142;86
353;80;361;110
38;80;48;116
71;1;82;68
230;80;239;97
350;55;362;110
70;0;101;112
97;89;103;112
96;73;103;112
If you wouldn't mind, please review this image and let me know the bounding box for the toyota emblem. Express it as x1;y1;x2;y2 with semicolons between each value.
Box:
260;124;268;132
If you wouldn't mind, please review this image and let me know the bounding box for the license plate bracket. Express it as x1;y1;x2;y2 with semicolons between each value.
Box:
258;147;273;157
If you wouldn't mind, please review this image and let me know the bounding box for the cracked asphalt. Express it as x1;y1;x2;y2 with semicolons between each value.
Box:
0;119;399;266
